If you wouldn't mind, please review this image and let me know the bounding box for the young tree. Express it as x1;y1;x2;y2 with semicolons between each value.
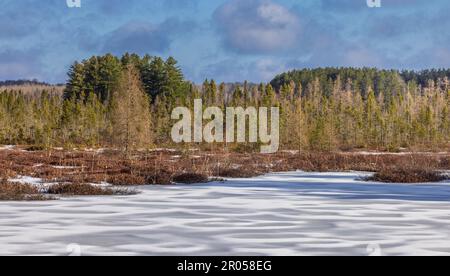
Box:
262;84;276;107
217;82;226;108
109;65;153;152
153;94;171;145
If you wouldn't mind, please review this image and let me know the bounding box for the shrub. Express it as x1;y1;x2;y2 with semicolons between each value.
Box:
215;168;262;178
0;181;38;194
145;170;173;185
47;183;137;196
108;174;146;186
173;173;209;184
26;145;46;152
367;169;448;183
0;193;50;201
0;181;51;201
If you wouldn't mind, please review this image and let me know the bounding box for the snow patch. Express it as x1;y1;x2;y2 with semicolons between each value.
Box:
354;151;449;156
9;176;44;186
52;165;80;169
83;148;106;154
281;150;299;154
0;145;15;151
150;148;178;153
8;176;53;193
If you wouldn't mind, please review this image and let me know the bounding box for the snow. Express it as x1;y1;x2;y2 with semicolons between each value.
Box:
149;148;178;152
8;176;55;192
281;150;300;154
8;176;112;192
1;171;450;256
83;148;106;154
354;151;449;156
30;164;79;169
0;145;15;151
51;165;80;169
9;176;44;186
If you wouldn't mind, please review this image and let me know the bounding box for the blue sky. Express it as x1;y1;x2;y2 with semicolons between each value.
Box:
0;0;449;83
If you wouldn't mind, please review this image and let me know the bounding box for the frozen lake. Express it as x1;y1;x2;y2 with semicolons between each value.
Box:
1;171;450;256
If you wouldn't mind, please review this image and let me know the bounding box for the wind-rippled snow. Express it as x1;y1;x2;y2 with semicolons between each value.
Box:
1;171;450;256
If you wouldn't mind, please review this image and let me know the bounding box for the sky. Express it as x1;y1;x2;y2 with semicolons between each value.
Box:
0;0;449;84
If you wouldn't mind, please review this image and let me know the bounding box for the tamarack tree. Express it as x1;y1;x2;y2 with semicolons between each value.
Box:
109;64;153;152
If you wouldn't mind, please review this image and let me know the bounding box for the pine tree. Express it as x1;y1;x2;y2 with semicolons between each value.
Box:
231;86;244;106
83;92;106;146
262;84;276;107
153;94;171;145
64;62;85;100
98;54;122;103
217;82;226;108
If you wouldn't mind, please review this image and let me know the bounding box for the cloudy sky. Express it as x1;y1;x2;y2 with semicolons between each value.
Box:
0;0;449;83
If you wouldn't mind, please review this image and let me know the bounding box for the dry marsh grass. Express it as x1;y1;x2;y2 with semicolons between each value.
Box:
173;173;209;184
215;168;262;178
47;183;137;196
367;169;448;183
0;148;449;200
108;174;147;186
0;180;51;201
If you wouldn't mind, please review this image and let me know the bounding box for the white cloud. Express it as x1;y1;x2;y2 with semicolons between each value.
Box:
214;0;301;54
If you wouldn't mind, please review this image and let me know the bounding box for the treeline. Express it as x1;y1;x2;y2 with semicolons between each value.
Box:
0;54;449;152
271;68;450;99
0;79;57;87
271;68;450;150
0;86;64;98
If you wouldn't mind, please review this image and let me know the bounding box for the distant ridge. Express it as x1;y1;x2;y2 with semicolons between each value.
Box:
0;79;64;87
0;79;65;96
270;67;450;96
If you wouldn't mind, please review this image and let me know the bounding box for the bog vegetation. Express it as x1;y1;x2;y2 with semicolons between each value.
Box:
0;53;449;152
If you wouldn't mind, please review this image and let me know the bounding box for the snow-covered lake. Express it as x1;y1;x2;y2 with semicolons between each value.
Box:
1;171;450;256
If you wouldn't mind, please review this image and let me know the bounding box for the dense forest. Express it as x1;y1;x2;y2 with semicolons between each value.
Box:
271;68;450;99
0;53;449;152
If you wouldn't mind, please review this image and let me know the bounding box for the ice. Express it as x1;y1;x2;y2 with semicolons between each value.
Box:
1;171;450;256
